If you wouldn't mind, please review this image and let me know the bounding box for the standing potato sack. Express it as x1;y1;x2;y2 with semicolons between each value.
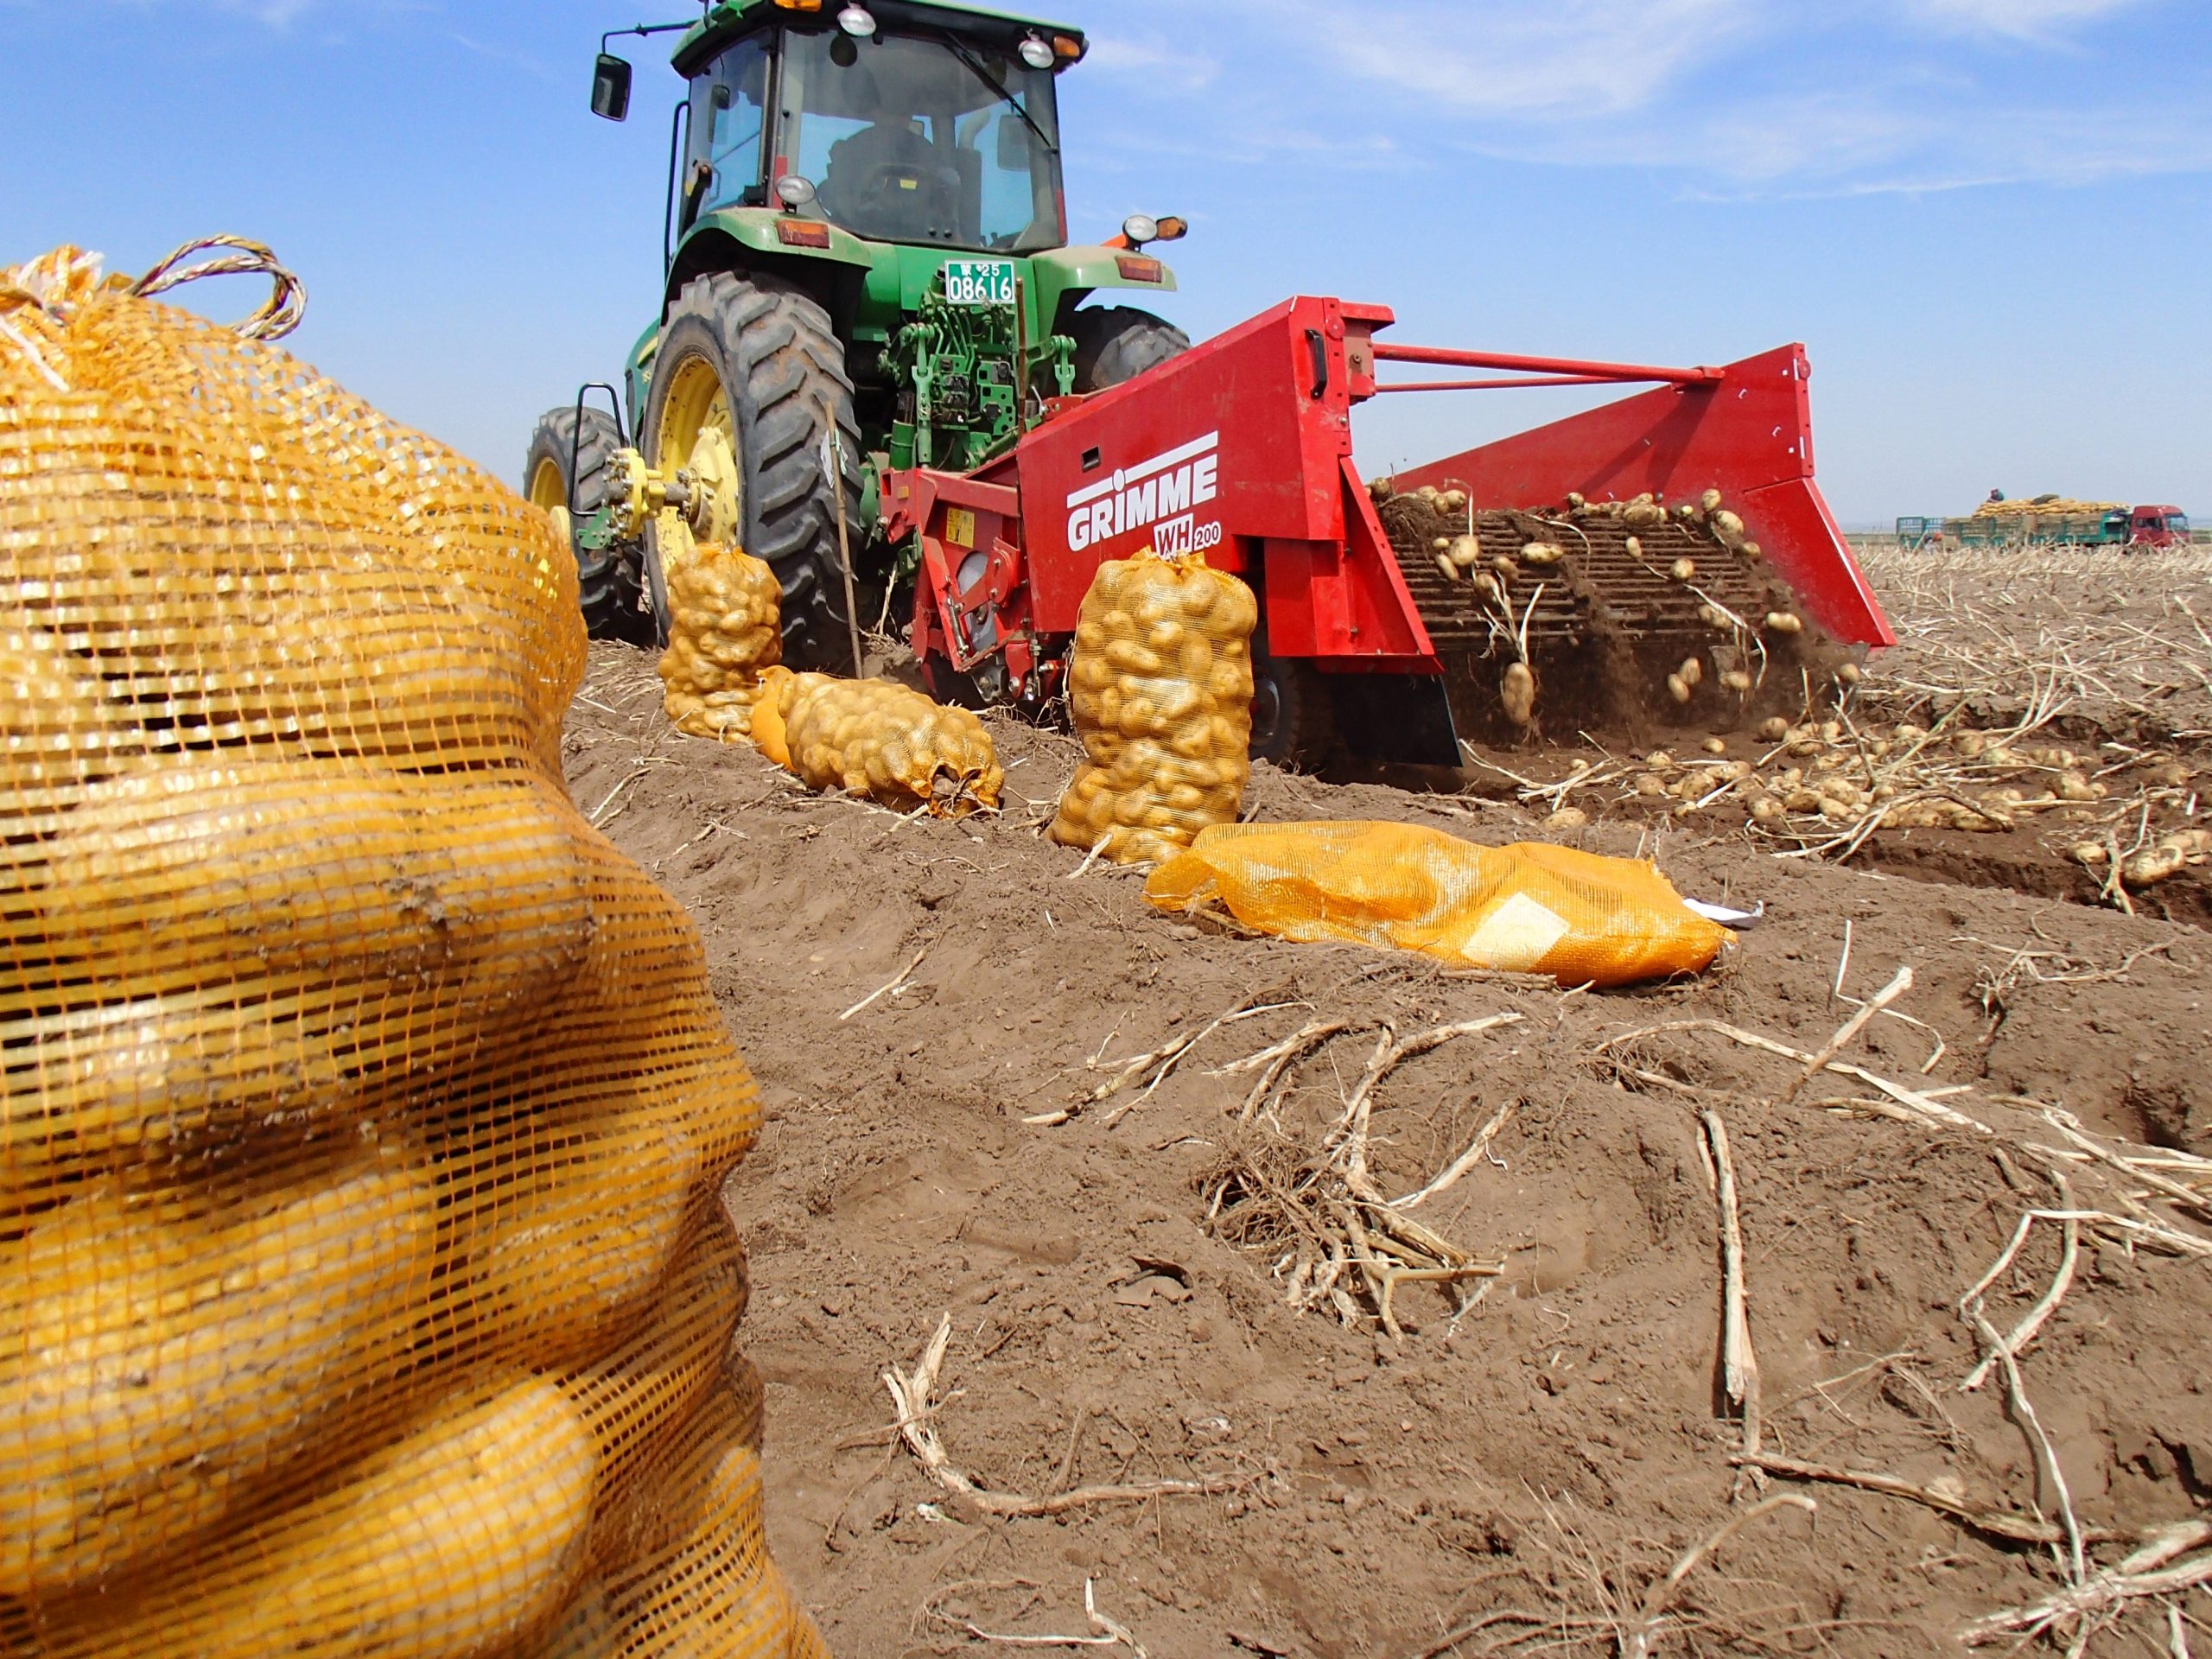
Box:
1051;552;1256;864
0;240;823;1656
659;540;783;741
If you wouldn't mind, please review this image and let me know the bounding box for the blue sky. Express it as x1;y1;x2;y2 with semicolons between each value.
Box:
3;0;2206;524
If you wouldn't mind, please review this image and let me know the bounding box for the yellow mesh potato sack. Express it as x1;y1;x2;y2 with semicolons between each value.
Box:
0;238;823;1656
749;664;1001;817
659;539;782;741
1145;820;1732;987
1051;552;1255;864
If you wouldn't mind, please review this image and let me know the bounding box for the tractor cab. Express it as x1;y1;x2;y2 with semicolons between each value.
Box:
682;14;1071;252
2129;505;2190;548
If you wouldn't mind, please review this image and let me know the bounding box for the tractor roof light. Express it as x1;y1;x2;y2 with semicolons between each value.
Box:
774;174;818;210
1120;213;1160;248
1052;35;1085;60
836;4;876;35
770;0;823;10
1018;33;1055;69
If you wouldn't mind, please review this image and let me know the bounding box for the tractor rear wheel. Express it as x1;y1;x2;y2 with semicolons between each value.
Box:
1069;307;1190;391
641;273;862;663
524;404;638;639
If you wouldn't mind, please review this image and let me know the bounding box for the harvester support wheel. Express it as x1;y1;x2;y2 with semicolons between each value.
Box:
1249;641;1336;770
524;404;638;640
1069;307;1190;391
641;272;862;661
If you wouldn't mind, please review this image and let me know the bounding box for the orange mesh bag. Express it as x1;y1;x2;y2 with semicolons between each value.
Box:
747;665;806;769
659;541;783;743
775;671;1002;817
0;239;823;1656
1145;820;1732;987
1049;552;1255;864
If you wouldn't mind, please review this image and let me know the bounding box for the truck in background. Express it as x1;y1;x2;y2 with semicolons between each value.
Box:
1895;499;2191;551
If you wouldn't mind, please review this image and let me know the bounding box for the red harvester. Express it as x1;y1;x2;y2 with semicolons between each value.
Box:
887;295;1891;766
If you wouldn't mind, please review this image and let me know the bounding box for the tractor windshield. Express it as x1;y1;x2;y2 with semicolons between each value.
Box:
778;29;1065;251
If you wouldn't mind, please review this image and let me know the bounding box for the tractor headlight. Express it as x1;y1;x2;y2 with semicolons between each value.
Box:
775;174;818;208
836;4;876;36
1019;33;1055;69
1121;213;1159;247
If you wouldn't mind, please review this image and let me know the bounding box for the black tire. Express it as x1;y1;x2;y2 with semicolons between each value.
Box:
524;405;639;640
1068;307;1190;391
642;273;861;664
1248;644;1336;769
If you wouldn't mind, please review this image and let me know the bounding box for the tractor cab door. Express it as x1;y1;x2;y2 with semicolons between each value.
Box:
685;35;771;225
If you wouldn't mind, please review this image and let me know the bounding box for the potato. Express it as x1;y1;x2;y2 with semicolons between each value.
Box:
1446;533;1482;569
1501;661;1536;727
1435;553;1459;581
40;757;591;1008
51;1377;598;1659
1679;657;1703;688
1701;737;1726;755
1710;508;1746;547
1764;611;1802;635
1665;673;1691;704
1520;542;1564;567
0;1140;437;1594
1721;669;1753;693
443;1078;706;1368
1544;806;1588;830
1669;558;1696;582
563;1217;747;1522
1700;487;1724;514
2123;830;2212;888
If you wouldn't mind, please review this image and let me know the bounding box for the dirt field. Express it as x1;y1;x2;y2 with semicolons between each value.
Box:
564;546;2211;1658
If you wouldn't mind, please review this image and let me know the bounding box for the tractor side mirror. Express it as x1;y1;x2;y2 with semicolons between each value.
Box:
591;54;633;122
995;114;1028;169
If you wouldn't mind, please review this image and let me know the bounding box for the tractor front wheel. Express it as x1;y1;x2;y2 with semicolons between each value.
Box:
524;404;639;640
1069;307;1190;391
641;273;862;663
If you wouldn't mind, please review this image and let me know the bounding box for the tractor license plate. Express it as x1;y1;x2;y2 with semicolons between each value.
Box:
942;260;1016;307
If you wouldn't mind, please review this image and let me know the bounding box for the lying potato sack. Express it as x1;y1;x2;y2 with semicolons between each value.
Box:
754;665;1001;816
1145;820;1732;986
660;540;783;741
1050;552;1256;864
0;239;822;1655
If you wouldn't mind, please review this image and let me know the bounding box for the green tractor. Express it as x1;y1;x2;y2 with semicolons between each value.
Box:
525;0;1190;669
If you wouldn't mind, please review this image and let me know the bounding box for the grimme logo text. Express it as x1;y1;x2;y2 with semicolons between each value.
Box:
1065;432;1219;552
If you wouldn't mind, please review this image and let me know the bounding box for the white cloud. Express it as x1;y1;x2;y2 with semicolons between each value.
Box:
1197;0;2206;197
1913;0;2147;40
1227;0;1762;117
1084;35;1219;94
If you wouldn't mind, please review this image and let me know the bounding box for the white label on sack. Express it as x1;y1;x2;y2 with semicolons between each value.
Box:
1462;893;1571;973
1065;431;1220;552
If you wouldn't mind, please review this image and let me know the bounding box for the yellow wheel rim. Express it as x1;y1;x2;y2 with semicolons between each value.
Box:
528;454;568;514
656;353;741;542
